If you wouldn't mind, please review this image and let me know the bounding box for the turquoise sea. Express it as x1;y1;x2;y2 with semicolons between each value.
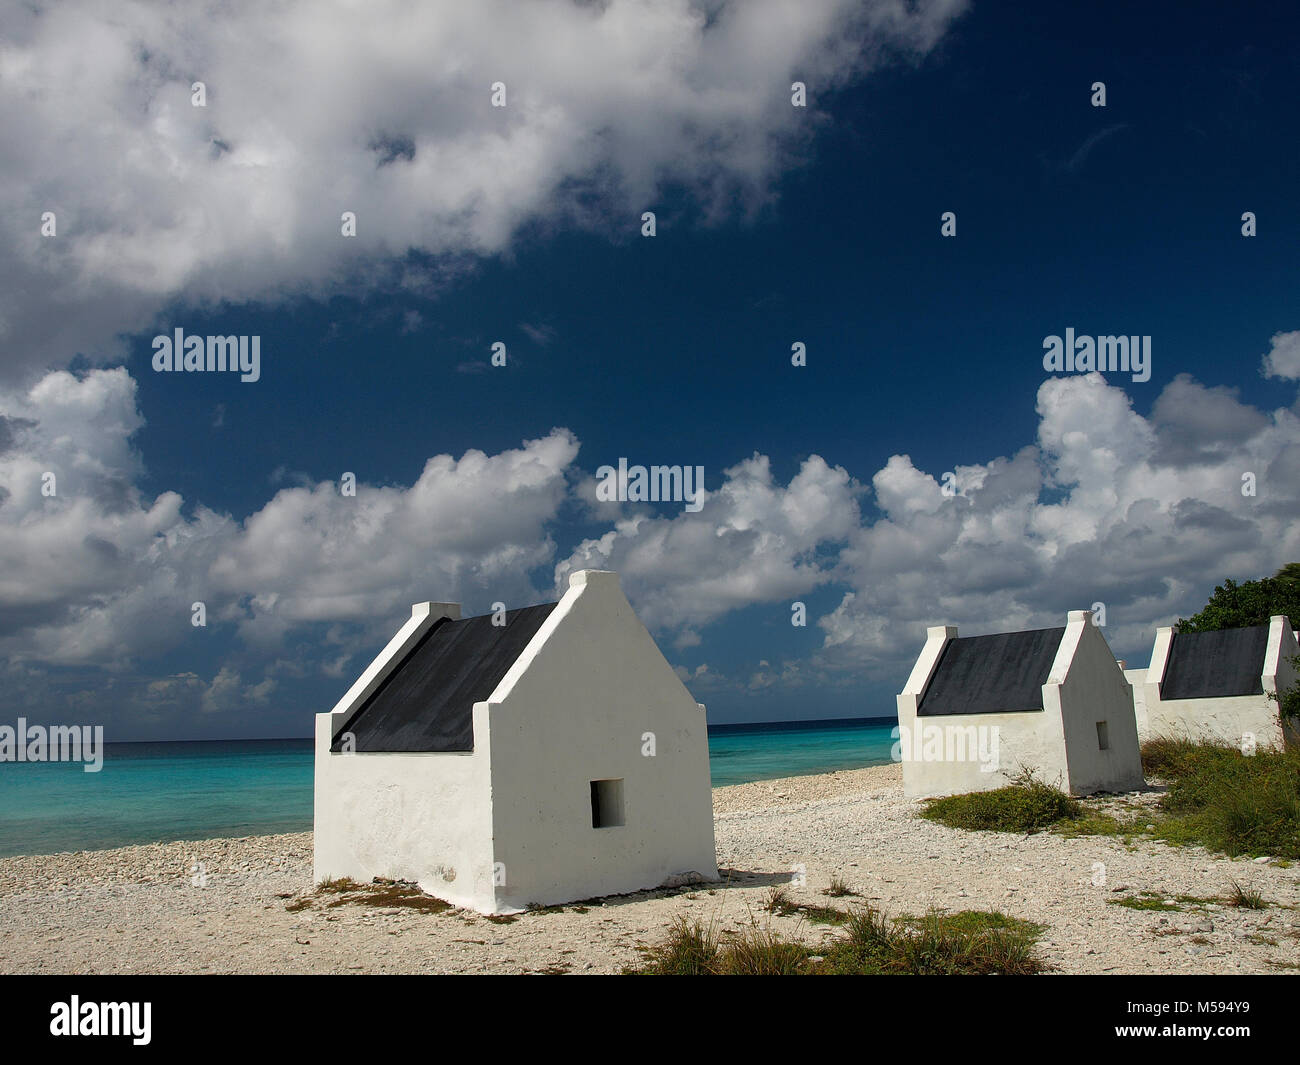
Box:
0;717;897;858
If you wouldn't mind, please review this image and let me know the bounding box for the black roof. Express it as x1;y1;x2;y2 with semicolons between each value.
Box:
331;603;557;752
1160;625;1268;700
918;627;1065;717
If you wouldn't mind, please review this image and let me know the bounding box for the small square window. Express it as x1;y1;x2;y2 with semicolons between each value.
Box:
590;779;625;828
1096;721;1110;751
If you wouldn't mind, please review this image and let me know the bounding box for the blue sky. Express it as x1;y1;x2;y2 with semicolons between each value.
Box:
2;0;1299;739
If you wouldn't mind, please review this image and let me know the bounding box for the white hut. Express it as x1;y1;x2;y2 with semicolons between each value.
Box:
1140;615;1299;751
313;569;717;914
896;610;1144;798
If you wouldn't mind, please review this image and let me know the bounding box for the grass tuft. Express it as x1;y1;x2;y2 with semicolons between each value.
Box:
824;874;857;898
761;884;847;924
638;917;721;975
714;925;809;975
1226;880;1268;910
316;876;364;894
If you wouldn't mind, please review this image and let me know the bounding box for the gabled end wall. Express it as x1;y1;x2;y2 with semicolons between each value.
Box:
1055;615;1145;795
481;570;717;912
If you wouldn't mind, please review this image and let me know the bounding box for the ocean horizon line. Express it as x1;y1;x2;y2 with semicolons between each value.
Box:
58;714;902;747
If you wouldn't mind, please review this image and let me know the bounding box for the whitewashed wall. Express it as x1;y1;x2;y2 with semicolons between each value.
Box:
1124;667;1149;741
312;713;497;911
484;570;717;911
1056;618;1145;794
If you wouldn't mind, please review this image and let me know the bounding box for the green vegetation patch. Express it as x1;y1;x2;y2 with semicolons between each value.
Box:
1051;810;1147;839
1108;892;1184;912
927;737;1300;861
921;779;1082;833
636;907;1044;976
1141;739;1300;860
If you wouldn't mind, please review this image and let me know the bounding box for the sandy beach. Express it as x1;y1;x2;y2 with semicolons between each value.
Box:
2;762;1297;975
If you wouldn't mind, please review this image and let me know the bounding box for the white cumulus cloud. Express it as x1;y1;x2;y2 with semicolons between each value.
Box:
1262;330;1300;381
0;0;968;380
0;367;580;685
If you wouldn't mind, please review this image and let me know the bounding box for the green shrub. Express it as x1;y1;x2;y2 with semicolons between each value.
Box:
921;779;1082;833
1142;740;1300;859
